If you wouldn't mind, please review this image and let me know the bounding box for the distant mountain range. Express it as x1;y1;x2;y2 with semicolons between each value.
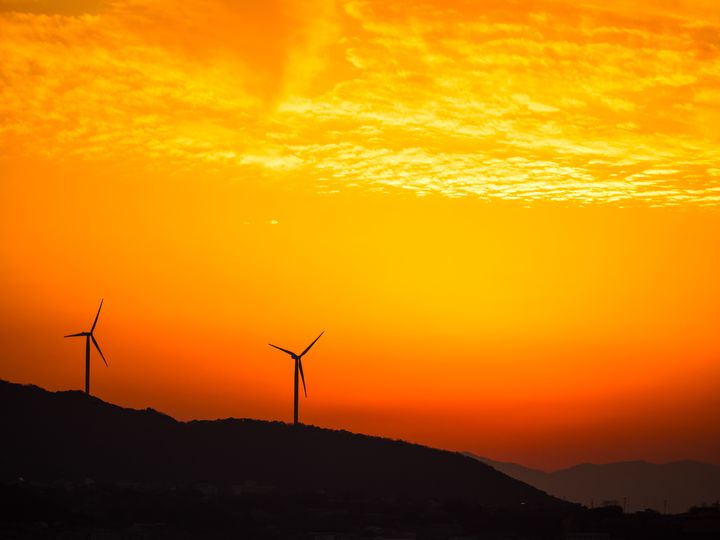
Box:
467;453;720;513
0;380;561;506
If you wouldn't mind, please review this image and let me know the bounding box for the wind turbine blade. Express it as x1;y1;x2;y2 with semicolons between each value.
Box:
300;331;324;357
269;343;296;357
91;299;104;332
298;359;307;398
64;332;86;338
91;335;108;367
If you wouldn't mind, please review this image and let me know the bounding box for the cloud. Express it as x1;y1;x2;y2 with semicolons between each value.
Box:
1;0;719;206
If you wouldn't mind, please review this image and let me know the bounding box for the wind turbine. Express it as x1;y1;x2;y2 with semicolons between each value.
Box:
64;299;108;395
269;331;324;425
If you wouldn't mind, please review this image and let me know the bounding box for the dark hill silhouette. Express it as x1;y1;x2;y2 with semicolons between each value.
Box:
0;380;560;506
467;453;720;513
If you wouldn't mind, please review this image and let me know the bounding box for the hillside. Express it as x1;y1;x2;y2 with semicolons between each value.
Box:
0;380;558;506
470;454;720;513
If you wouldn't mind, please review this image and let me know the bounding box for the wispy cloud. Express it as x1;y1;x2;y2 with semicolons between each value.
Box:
1;0;719;206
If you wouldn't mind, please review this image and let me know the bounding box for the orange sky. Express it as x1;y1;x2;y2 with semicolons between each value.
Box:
1;0;719;470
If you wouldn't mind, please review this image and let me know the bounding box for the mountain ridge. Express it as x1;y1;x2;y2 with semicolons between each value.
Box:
0;379;562;506
467;452;720;513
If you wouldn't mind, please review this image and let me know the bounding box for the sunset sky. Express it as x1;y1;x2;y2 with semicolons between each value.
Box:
1;0;719;470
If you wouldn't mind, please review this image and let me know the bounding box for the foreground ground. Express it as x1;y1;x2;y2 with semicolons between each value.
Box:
2;480;720;540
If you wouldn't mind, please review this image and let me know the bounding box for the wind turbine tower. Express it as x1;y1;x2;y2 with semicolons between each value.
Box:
269;331;324;425
64;299;108;395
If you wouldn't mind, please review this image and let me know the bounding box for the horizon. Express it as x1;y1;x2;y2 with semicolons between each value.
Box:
2;0;720;472
3;376;719;474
